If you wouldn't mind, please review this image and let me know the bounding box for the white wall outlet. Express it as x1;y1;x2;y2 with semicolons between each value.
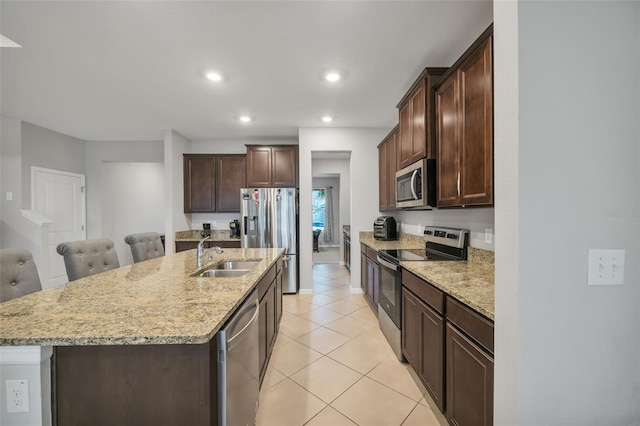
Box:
5;192;12;201
484;228;493;244
5;379;30;413
211;220;216;228
588;249;625;286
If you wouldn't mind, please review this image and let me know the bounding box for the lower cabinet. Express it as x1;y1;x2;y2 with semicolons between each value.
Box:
175;240;241;253
360;244;379;312
402;287;445;412
258;258;283;384
344;233;351;270
402;270;494;425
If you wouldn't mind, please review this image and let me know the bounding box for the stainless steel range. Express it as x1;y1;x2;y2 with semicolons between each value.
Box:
376;226;469;360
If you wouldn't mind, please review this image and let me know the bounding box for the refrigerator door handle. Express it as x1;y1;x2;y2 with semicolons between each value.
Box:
282;255;290;269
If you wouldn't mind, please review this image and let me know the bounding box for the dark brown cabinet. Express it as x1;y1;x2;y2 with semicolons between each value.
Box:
360;244;379;312
446;324;494;426
343;233;351;270
397;68;448;169
175;240;241;253
402;271;445;412
184;155;216;212
246;145;298;188
402;270;493;422
435;27;493;208
378;125;399;211
216;155;247;212
183;154;246;213
257;259;282;384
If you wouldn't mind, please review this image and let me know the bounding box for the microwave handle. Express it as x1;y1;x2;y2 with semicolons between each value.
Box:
410;170;419;200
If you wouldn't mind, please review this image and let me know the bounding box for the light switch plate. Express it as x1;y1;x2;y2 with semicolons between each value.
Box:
484;228;493;244
588;249;625;286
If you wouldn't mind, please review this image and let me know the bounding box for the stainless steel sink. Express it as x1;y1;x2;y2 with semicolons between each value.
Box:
198;269;251;278
213;260;261;270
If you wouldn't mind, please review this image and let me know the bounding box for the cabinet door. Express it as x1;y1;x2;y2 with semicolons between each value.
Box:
175;241;198;253
275;269;283;329
459;36;493;206
272;146;298;187
446;324;494;426
378;142;388;211
360;250;368;297
266;284;276;350
216;155;246;212
258;296;268;380
409;83;426;164
387;130;398;210
183;155;216;212
398;102;413;169
401;288;421;371
436;74;461;207
419;300;445;412
246;146;272;187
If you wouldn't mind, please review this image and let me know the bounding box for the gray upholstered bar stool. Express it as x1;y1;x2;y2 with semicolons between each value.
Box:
56;238;120;282
124;232;165;263
0;248;43;302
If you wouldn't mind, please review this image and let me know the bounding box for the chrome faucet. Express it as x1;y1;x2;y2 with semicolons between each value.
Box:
197;236;223;268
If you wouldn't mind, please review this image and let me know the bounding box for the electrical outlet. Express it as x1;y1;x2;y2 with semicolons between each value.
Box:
211;220;216;228
484;228;493;244
588;249;625;286
5;379;29;413
5;192;12;201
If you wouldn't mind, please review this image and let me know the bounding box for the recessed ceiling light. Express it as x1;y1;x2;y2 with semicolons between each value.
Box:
239;115;252;123
325;72;341;82
206;72;223;82
321;116;333;123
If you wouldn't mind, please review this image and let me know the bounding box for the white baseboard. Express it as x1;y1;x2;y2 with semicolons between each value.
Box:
350;287;364;295
299;289;313;295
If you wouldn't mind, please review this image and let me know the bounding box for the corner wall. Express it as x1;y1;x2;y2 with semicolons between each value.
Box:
299;128;387;292
164;130;191;253
495;1;640;424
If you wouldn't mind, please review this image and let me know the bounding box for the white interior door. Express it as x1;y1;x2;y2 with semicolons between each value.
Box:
32;167;86;287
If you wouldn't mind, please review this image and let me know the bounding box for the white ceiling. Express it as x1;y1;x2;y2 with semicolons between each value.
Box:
0;1;493;143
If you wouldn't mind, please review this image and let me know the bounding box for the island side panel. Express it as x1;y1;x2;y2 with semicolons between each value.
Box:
54;342;217;426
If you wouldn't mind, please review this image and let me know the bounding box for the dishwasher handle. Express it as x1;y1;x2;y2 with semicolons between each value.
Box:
227;298;260;351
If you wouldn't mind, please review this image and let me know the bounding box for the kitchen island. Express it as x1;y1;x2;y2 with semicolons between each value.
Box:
0;248;284;426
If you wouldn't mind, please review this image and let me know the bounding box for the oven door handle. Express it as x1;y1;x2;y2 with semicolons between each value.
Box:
377;255;400;271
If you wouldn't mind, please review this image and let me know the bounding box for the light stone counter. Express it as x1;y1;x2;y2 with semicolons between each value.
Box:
400;260;495;320
0;248;284;346
360;230;495;320
175;229;241;242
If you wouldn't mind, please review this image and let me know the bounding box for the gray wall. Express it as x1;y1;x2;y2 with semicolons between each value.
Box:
495;1;640;424
21;122;85;209
84;140;164;239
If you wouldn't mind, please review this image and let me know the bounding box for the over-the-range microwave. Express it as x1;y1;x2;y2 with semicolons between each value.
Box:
395;158;436;209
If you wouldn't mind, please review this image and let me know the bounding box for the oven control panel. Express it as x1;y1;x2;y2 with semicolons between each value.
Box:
424;226;469;249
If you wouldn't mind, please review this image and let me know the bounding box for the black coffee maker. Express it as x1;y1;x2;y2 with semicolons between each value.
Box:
229;219;240;238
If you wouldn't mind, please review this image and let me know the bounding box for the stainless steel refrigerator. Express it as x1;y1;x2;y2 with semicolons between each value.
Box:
240;188;298;293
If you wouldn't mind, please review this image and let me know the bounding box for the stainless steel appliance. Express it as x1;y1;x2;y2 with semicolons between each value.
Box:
377;226;469;360
395;158;436;209
217;289;260;426
373;216;397;240
229;219;240;238
241;188;299;293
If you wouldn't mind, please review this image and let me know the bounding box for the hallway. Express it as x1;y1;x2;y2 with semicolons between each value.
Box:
255;264;446;426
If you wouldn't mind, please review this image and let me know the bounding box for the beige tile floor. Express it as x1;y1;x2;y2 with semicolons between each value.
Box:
255;264;448;426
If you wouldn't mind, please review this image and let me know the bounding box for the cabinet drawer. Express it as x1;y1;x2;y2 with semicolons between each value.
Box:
258;264;277;301
446;297;494;354
401;270;444;314
366;247;378;261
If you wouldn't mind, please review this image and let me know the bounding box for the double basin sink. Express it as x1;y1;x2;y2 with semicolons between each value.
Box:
195;260;262;278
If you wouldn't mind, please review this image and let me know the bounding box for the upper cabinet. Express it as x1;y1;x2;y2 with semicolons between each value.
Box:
396;68;448;169
246;145;298;188
378;125;399;212
183;154;246;213
435;26;493;208
216;155;247;212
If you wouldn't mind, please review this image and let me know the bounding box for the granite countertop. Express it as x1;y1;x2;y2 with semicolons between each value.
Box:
0;248;284;347
360;230;495;320
175;229;241;242
401;260;495;320
359;231;424;250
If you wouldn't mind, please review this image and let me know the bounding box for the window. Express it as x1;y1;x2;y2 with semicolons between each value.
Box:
312;189;326;228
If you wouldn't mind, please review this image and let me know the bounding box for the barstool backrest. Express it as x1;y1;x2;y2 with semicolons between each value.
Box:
124;232;165;263
56;238;120;282
0;248;43;302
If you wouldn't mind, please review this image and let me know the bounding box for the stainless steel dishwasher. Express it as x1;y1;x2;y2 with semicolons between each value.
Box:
217;289;260;426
